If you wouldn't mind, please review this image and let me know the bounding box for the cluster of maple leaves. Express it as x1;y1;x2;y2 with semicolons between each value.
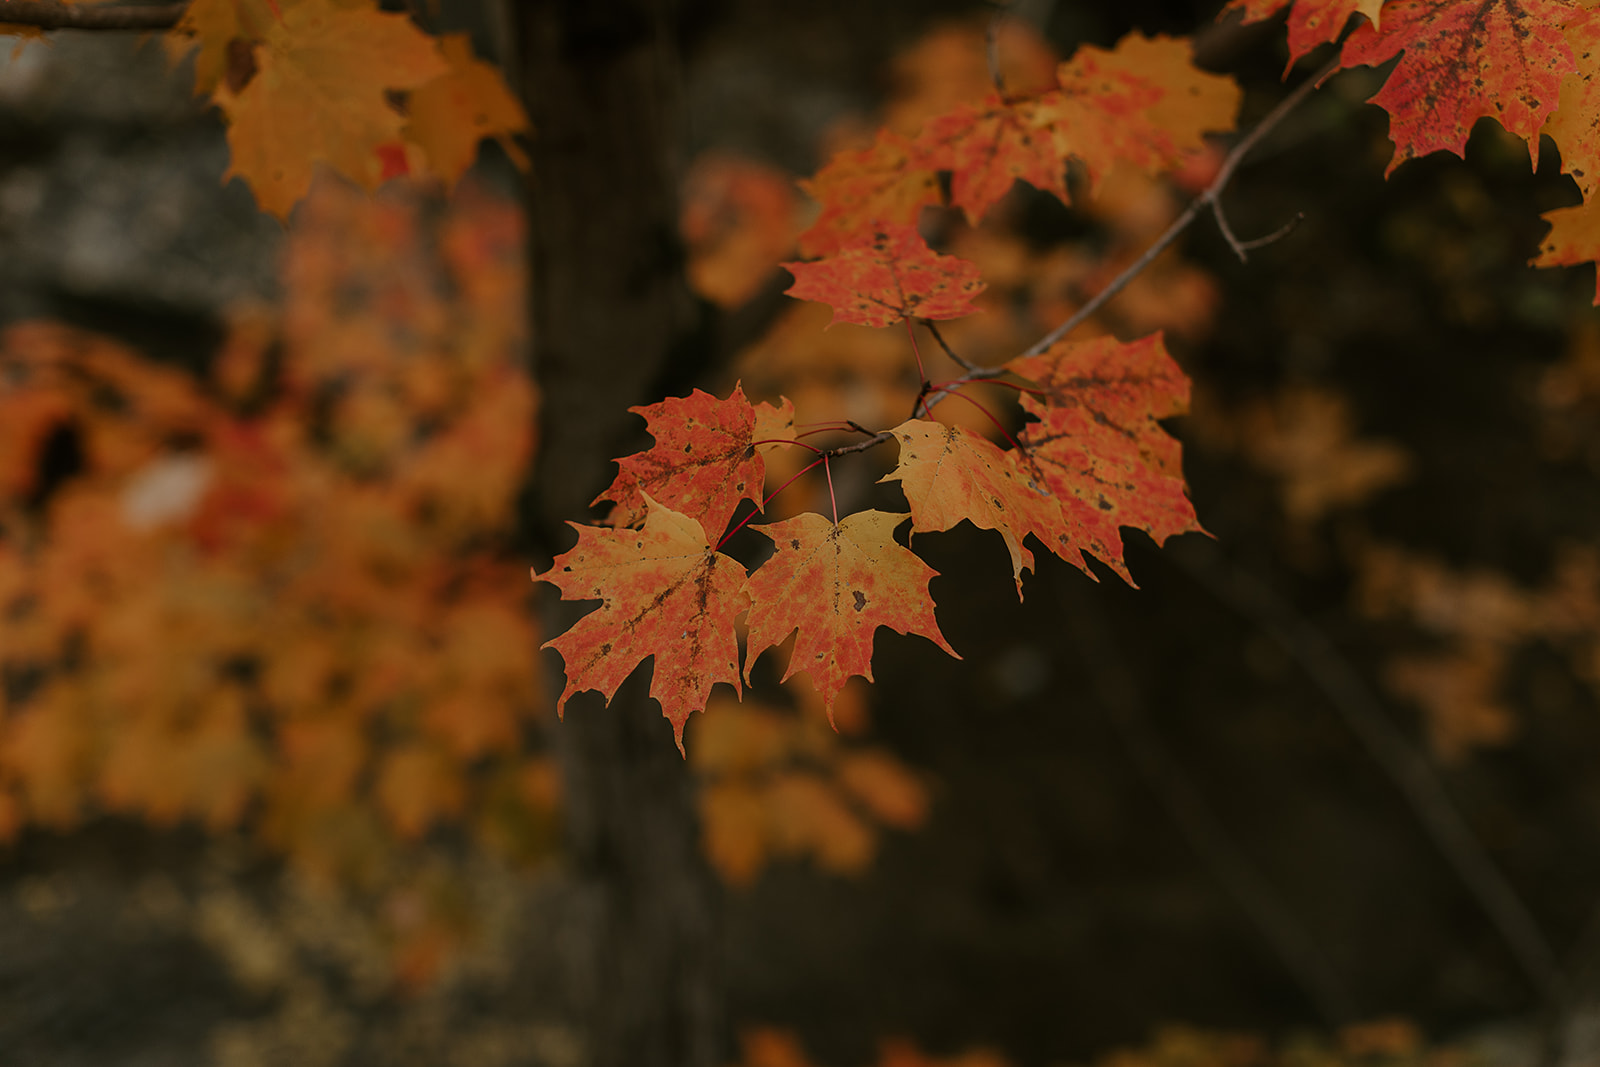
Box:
537;0;1600;749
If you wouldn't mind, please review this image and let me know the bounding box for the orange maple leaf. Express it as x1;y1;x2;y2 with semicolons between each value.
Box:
1339;0;1579;173
880;420;1074;598
215;0;447;218
1223;0;1383;70
783;225;985;328
797;129;943;258
534;497;748;751
405;34;531;189
744;510;958;723
1544;6;1600;199
1005;332;1203;584
167;0;281;97
592;384;794;539
1533;196;1600;304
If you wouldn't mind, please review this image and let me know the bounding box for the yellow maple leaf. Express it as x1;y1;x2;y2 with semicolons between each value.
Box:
216;0;446;218
405;34;530;188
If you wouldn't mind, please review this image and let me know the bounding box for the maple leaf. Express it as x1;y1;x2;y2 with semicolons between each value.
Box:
1544;5;1600;198
1223;0;1383;69
744;510;958;723
1532;197;1600;304
167;0;282;97
912;33;1239;223
215;0;447;218
592;384;794;539
534;497;748;751
783;225;985;328
1046;33;1241;196
1005;332;1203;583
880;420;1075;598
405;34;531;189
797;129;943;258
1339;0;1579;173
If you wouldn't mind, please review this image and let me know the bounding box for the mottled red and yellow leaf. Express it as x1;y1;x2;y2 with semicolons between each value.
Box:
534;498;748;752
783;225;984;328
744;510;958;723
1005;332;1203;583
880;420;1073;598
1339;0;1578;173
592;384;793;539
1544;5;1600;198
1223;0;1383;69
797;129;942;257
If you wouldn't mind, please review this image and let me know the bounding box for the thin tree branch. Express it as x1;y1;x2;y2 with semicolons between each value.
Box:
1019;56;1337;360
0;0;187;30
1176;543;1563;1001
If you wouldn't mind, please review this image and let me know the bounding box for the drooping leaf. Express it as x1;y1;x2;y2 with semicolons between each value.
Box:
592;385;794;539
912;33;1239;223
1532;197;1600;304
405;34;531;189
744;510;958;722
1544;6;1600;198
534;497;748;751
1005;331;1203;584
1339;0;1579;173
797;129;943;258
783;225;985;328
880;420;1074;598
1222;0;1383;70
215;0;447;218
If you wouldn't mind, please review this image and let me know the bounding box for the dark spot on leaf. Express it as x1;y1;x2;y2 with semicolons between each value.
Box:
853;590;867;612
790;538;801;550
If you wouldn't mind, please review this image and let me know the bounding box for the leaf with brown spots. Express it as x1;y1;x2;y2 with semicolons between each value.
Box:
533;497;749;752
1222;0;1383;70
1004;332;1203;584
592;385;794;540
744;510;958;723
1543;5;1600;198
880;420;1076;598
1338;0;1579;174
783;225;985;329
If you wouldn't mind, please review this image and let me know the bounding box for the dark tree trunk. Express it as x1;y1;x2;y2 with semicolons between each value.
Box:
515;3;723;1066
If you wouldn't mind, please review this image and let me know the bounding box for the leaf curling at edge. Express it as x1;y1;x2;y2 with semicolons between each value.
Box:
744;510;959;727
532;495;748;754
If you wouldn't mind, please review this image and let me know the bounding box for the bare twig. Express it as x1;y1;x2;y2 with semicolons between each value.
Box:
1213;200;1305;263
985;0;1010;96
1176;543;1563;1001
921;320;981;373
1058;574;1358;1027
0;0;187;30
1019;56;1337;360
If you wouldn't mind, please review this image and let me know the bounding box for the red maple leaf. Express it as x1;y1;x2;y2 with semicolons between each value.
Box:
1223;0;1383;70
783;225;984;329
533;497;749;752
744;510;958;723
797;129;943;258
1339;0;1579;173
592;385;794;540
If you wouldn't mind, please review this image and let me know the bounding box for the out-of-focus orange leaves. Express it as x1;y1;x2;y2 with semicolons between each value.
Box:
406;34;531;189
1356;542;1600;761
731;1028;1010;1067
1188;386;1411;524
692;680;928;887
0;179;549;889
684;154;803;307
